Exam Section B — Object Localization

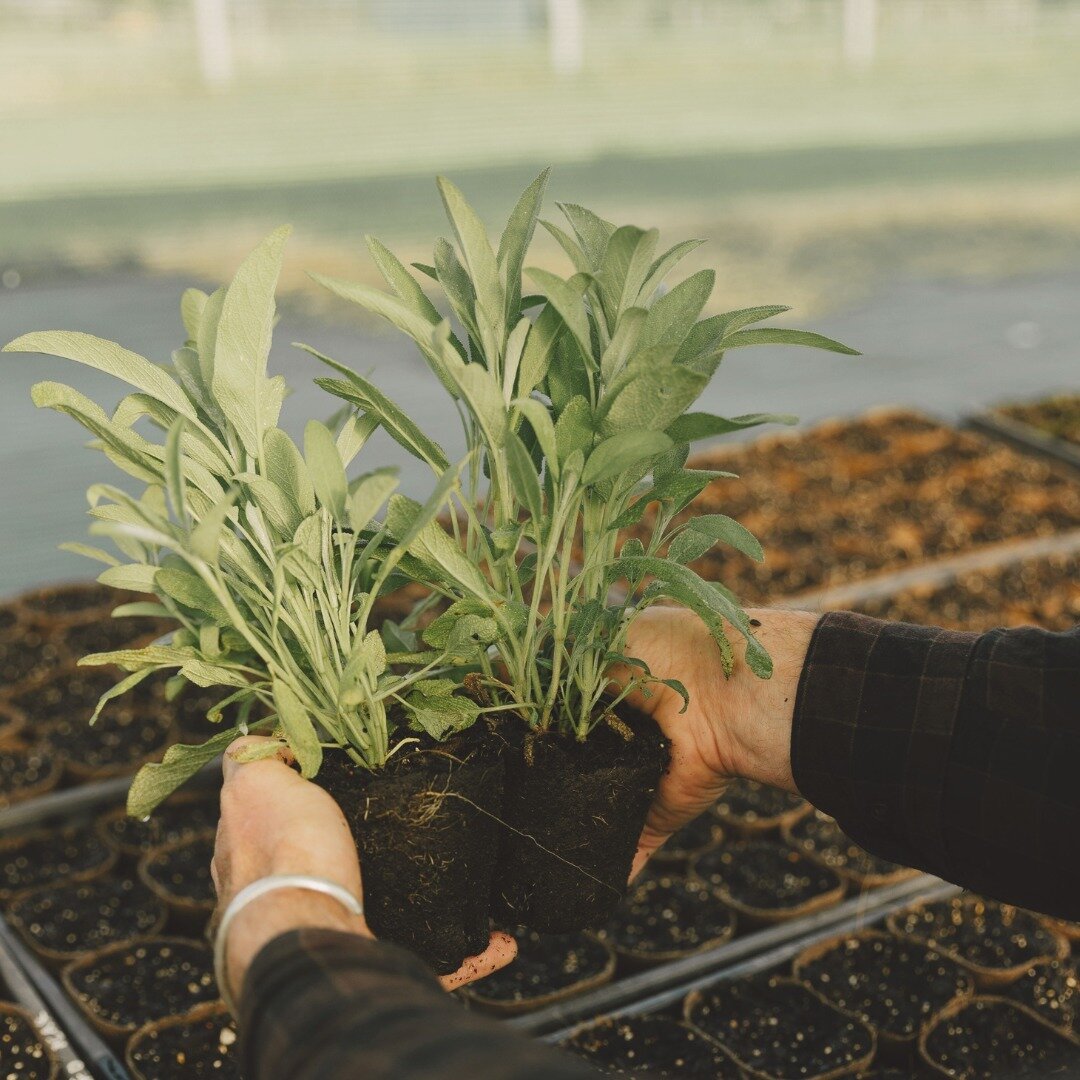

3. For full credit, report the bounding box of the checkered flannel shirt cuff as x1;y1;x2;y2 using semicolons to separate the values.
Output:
790;610;979;876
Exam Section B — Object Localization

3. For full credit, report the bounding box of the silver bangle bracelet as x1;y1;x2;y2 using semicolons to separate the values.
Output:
213;874;364;1017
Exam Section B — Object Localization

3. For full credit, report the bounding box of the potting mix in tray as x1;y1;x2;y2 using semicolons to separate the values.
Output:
1;174;1077;1078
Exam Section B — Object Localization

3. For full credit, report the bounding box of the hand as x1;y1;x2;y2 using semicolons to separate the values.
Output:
211;736;518;1005
616;606;819;877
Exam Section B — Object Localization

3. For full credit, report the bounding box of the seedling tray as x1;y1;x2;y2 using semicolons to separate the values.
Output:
512;873;950;1038
968;409;1080;473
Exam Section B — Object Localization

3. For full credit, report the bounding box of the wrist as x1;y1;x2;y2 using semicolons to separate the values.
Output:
725;608;820;793
225;886;369;1005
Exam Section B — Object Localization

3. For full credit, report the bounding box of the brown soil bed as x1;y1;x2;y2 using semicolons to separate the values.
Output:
686;973;875;1079
794;931;972;1043
563;1014;742;1077
693;840;844;923
0;742;61;808
921;997;1079;1079
97;790;220;859
783;809;916;887
0;622;67;691
652;812;723;866
493;707;670;935
127;1003;241;1080
612;410;1080;603
8;876;166;963
60;614;166;658
462;926;614;1013
316;732;504;976
64;937;217;1035
599;874;735;964
19;582;115;621
855;551;1080;632
997;393;1080;447
0;824;116;899
139;833;217;912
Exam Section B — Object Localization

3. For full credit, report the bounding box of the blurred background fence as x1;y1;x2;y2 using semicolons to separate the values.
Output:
4;0;1080;312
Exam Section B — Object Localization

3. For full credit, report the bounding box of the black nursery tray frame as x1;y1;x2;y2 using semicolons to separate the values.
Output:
538;876;962;1045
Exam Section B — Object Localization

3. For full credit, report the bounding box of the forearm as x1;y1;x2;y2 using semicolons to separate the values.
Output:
240;930;593;1080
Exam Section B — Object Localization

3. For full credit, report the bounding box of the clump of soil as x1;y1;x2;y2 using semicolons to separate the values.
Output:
0;1003;56;1080
856;552;1080;634
652;812;722;866
97;790;220;858
890;897;1066;980
599;875;735;963
998;393;1080;446
127;1005;241;1080
0;824;116;899
784;810;915;886
693;840;843;922
0;743;61;808
563;1014;741;1077
139;832;217;910
30;670;175;779
463;926;613;1012
493;708;670;934
0;623;67;690
316;733;504;975
686;973;875;1078
921;997;1079;1079
65;937;217;1034
1002;960;1078;1035
796;931;972;1041
713;779;808;835
9;876;166;962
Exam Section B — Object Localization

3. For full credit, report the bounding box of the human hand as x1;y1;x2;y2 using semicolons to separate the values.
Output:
211;736;518;1005
616;606;819;877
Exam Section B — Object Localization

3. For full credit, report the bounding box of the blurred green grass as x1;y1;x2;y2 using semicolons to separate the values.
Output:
3;6;1080;311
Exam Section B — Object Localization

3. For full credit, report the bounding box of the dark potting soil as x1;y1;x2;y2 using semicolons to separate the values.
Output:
159;681;252;742
693;840;842;916
0;1005;53;1080
687;974;874;1078
61;614;165;658
600;875;734;960
128;1010;242;1079
892;897;1063;974
786;810;911;883
797;933;972;1040
9;877;165;959
922;998;1080;1079
494;708;670;934
0;605;17;632
0;624;66;690
66;938;216;1030
0;824;114;898
998;393;1080;447
713;779;807;831
316;734;504;976
29;671;174;776
1002;960;1078;1034
465;926;612;1007
98;792;220;857
563;1015;740;1077
140;833;217;907
653;812;721;864
20;583;114;618
0;743;59;808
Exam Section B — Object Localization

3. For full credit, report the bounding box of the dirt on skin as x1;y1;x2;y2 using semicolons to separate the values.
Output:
492;706;670;934
316;731;505;976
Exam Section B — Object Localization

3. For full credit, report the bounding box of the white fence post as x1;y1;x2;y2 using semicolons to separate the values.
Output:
194;0;235;90
842;0;878;69
547;0;584;75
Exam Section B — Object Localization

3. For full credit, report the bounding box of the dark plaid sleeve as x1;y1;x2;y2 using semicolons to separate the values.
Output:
792;612;1080;921
240;929;593;1080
